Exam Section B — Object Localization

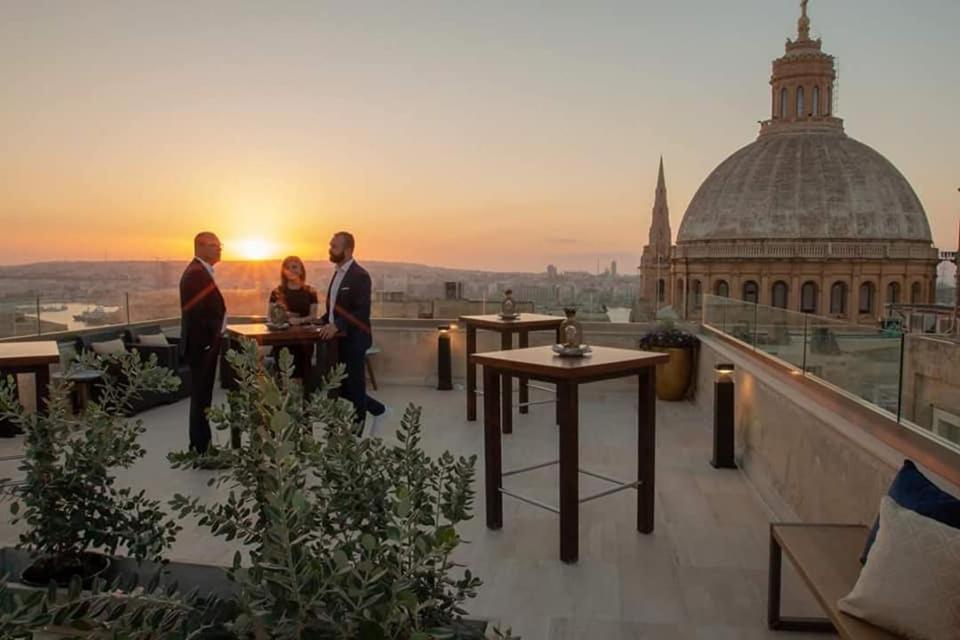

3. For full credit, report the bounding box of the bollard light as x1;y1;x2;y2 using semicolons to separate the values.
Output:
437;325;453;391
711;363;737;469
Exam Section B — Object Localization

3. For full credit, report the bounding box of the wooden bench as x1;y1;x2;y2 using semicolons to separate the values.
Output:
768;523;901;639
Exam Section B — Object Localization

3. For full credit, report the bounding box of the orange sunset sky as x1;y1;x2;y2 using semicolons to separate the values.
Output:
1;1;958;272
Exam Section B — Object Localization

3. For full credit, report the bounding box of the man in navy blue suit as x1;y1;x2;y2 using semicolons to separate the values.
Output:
318;231;386;434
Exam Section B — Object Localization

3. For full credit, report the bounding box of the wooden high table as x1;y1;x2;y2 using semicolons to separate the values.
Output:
471;345;668;563
0;341;59;462
459;314;564;433
0;341;59;412
224;324;341;447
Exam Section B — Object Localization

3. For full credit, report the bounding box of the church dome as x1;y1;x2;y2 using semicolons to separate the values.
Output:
676;130;932;244
676;1;932;247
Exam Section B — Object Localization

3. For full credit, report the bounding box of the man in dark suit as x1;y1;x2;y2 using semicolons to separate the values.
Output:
318;231;385;433
179;232;226;456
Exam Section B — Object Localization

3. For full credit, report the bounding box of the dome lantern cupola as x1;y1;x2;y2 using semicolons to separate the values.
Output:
762;0;843;137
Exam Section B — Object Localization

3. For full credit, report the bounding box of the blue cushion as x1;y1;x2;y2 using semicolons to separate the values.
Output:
861;459;960;563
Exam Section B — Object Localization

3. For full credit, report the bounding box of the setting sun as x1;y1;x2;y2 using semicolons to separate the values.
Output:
232;237;277;261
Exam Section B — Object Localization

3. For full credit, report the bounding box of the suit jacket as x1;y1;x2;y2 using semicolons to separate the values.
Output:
179;258;226;364
323;261;372;352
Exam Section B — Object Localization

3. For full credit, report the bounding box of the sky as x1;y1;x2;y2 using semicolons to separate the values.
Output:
1;0;958;272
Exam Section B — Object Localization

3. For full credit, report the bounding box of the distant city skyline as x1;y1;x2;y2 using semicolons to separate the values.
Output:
1;1;958;270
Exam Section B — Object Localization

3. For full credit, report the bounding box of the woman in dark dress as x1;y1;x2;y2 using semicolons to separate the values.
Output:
268;256;319;380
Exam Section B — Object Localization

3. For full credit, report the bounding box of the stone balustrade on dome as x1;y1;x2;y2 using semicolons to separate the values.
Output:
673;241;938;261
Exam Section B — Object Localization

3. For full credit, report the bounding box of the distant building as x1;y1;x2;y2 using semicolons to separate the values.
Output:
610;260;618;277
546;264;558;279
444;281;463;300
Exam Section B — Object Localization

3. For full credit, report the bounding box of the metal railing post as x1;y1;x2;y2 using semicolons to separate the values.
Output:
125;292;131;325
801;314;808;374
753;301;759;349
35;296;41;335
896;332;905;423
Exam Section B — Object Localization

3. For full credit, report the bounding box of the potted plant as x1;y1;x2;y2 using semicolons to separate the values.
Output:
0;349;182;588
638;323;700;401
166;343;516;639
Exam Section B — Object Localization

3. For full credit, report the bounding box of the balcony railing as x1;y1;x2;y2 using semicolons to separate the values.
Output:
0;287;652;340
702;294;960;453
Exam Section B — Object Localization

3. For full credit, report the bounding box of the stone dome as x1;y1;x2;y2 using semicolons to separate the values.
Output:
676;130;933;244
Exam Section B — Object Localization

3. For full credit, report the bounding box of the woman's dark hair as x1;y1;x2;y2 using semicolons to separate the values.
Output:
280;255;307;288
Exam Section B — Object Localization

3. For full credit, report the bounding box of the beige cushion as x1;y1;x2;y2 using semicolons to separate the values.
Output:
137;333;169;346
838;496;960;639
90;339;127;356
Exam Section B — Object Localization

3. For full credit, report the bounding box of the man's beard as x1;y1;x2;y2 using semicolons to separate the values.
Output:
329;250;344;264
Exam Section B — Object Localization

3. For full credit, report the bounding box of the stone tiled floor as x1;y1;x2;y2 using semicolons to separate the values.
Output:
0;383;831;639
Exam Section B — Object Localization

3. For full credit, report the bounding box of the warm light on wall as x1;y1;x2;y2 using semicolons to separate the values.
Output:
714;363;735;382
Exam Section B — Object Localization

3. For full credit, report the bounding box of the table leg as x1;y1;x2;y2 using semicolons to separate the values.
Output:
34;365;51;415
518;330;529;414
302;342;316;397
500;331;513;434
466;326;477;422
483;366;503;530
558;381;579;562
637;368;656;534
555;327;562;426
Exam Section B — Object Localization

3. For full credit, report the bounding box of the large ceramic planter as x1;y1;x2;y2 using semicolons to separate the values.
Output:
650;347;693;401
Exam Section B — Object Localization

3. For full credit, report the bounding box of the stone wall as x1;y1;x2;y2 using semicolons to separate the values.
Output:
697;334;960;524
901;335;960;436
368;318;656;389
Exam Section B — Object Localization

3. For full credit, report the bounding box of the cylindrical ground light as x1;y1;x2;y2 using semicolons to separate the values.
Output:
437;325;453;391
711;363;737;469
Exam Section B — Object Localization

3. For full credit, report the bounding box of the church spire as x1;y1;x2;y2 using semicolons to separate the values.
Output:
640;156;672;305
648;156;671;255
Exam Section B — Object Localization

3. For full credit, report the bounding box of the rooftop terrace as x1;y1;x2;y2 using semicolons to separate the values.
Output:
1;313;959;639
1;382;825;640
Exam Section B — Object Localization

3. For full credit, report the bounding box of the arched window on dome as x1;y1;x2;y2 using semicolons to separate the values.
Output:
830;281;848;316
911;281;923;304
796;86;805;119
887;282;901;306
742;280;759;304
859;282;876;315
780;88;788;119
801;281;818;313
812;86;820;116
715;280;729;298
772;281;789;309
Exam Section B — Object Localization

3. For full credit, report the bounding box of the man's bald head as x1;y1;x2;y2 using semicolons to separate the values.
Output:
194;232;222;265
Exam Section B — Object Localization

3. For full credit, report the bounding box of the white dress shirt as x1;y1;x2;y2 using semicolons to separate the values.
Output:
328;258;354;324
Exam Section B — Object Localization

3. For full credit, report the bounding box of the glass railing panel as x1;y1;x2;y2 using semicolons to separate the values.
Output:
899;335;960;452
754;303;807;370
38;294;129;334
0;296;44;338
126;290;180;324
802;314;901;414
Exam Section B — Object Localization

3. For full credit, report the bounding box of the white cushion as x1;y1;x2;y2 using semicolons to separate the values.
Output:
90;339;127;356
137;333;169;346
838;496;960;639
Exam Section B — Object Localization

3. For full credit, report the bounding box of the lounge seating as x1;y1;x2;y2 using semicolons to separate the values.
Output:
70;327;189;414
767;523;900;639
